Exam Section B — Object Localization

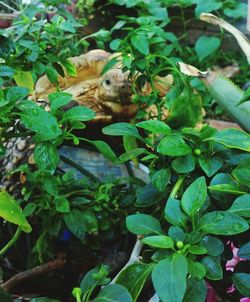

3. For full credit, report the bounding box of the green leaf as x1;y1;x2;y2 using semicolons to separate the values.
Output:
142;235;174;249
119;148;146;162
59;21;76;33
195;36;221;61
201;236;224;257
14;70;34;93
116;263;154;301
171;154;195;174
91;140;117;162
80;265;109;293
198;156;222;177
238;243;250;260
193;0;222;17
6;87;29;103
157;135;192;156
136;184;165;207
181;177;207;217
189;245;207;255
233;273;250;297
136;120;171;135
34;143;59;173
165;197;188;228
205;129;250;151
123;135;139;166
201;256;222;280
110;39;122;51
208;184;246;195
224;3;248;19
187;260;207;280
183;278;207;302
151;169;171;192
49;92;73;113
63;106;95;122
93;284;132;302
102;123;142;140
62;60;77;77
131;33;149;55
126;214;163;235
232;158;250;187
0;191;31;233
19;101;62;141
168;226;185;242
228;194;250;217
198;211;249;235
101;57;119;75
0;66;14;77
55;197;70;213
63;209;86;243
152;254;188;302
45;66;58;83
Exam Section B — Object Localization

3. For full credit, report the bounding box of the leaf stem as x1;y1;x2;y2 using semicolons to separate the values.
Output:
170;175;185;199
0;226;22;257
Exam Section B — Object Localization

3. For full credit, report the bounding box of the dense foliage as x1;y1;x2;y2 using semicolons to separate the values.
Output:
0;0;249;301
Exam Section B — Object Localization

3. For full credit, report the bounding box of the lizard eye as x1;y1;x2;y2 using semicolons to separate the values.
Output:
103;79;112;89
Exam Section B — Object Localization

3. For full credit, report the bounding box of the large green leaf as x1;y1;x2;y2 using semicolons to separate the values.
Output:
165;197;188;228
157;135;192;156
116;263;155;301
93;284;132;302
228;194;250;217
131;33;149;55
126;214;163;235
19;100;61;141
233;273;250;297
136;120;171;135
181;177;207;217
195;36;221;61
102;123;142;140
198;156;222;177
152;254;188;302
0;191;31;233
198;211;249;235
205;129;250;151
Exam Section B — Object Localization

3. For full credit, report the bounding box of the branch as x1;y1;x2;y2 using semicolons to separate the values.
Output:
1;254;66;292
111;238;143;284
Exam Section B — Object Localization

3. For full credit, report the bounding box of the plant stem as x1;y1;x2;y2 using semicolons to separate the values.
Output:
170;175;185;199
0;226;22;257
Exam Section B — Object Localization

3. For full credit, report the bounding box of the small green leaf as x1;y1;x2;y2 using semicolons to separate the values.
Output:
195;36;221;61
62;60;77;77
63;106;95;122
189;245;207;255
0;191;31;233
91;140;117;162
136;120;171;135
233;273;250;297
232;158;250;187
157;135;192;156
49;92;73;112
201;236;224;257
172;154;195;174
198;211;249;235
14;70;34;93
198;156;222;177
126;214;163;235
119;148;146;162
165;197;188;228
228;194;250;217
151;169;171;192
55;197;70;213
152;254;188;302
142;235;174;249
0;66;14;77
63;209;86;243
187;260;207;280
34;143;59;173
45;66;58;83
93;284;132;302
201;256;222;280
181;177;207;217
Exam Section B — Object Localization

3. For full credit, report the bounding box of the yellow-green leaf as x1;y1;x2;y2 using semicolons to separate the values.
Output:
14;70;34;93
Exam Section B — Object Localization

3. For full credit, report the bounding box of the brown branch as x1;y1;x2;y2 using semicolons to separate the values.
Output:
1;254;66;292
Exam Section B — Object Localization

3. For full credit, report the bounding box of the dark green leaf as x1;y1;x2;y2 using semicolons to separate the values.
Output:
45;66;58;83
34;143;59;172
116;263;155;301
152;254;188;302
63;209;86;243
157;135;192;156
201;256;222;280
0;66;14;77
102;123;142;140
151;169;170;192
198;156;222;177
131;34;149;55
187;260;207;280
198;211;249;235
126;214;163;235
136;120;171;135
183;278;207;302
181;177;207;217
238;243;250;260
228;194;250;217
201;236;224;257
171;154;195;174
165;197;188;228
232;158;250;187
233;273;250;297
55;197;70;213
